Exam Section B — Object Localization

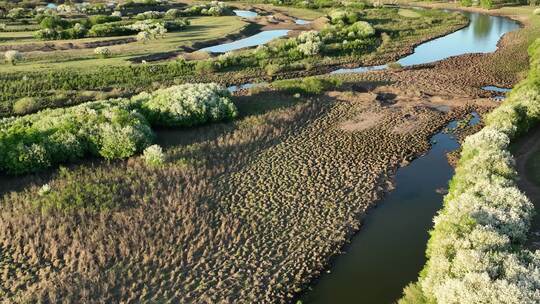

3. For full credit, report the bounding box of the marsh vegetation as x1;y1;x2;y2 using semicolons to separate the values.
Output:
1;0;540;303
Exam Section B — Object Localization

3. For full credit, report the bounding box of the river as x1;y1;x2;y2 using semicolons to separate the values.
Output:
300;11;519;304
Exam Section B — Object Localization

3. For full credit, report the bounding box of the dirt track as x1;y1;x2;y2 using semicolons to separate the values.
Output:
513;126;540;249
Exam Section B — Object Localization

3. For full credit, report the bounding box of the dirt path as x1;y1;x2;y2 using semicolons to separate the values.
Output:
513;125;540;249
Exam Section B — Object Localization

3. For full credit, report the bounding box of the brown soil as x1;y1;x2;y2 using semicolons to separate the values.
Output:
513;126;540;249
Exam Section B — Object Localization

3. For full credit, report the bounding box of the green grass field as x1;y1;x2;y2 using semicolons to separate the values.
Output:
0;16;246;72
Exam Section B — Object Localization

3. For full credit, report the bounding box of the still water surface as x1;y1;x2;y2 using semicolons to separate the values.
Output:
333;12;520;74
200;30;289;53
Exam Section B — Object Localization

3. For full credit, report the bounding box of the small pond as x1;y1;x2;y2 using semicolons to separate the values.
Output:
482;85;511;93
234;10;258;19
295;19;311;25
200;30;289;53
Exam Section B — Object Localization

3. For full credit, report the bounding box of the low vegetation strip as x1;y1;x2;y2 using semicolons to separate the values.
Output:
0;83;237;174
400;39;540;304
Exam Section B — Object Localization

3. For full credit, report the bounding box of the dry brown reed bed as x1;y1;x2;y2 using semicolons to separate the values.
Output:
0;84;481;303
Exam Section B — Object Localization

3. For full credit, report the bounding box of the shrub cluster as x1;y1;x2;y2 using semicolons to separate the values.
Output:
272;77;342;95
0;83;237;174
206;14;375;70
132;83;238;126
400;39;540;304
135;10;164;20
0;99;153;174
32;11;188;40
87;21;136;37
94;46;112;58
321;11;376;54
184;1;233;16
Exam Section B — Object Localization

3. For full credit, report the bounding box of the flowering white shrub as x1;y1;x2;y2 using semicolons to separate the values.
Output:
0;23;6;31
94;46;111;58
7;8;26;19
38;184;51;196
4;50;22;65
143;145;165;166
135;11;164;20
400;38;540;304
297;30;323;56
112;11;122;17
128;20;167;39
137;31;150;43
186;1;231;16
132;83;238;126
348;21;375;38
56;4;80;14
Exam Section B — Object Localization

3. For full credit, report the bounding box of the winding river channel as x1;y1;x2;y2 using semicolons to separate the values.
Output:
298;11;519;304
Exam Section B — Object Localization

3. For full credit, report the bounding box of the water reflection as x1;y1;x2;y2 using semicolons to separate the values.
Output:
397;12;519;66
234;10;258;19
200;30;289;53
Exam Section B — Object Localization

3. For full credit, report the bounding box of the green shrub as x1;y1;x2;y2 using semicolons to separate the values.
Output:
165;8;183;19
195;60;217;75
39;15;71;30
12;97;40;115
387;62;402;69
480;0;493;9
88;22;136;37
36;167;129;211
265;63;282;76
328;10;359;24
460;0;473;7
0;99;154;174
88;15;122;25
273;77;342;95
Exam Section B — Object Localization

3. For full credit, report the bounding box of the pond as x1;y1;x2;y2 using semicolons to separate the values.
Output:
482;85;512;93
295;19;311;25
200;30;289;53
483;85;512;101
234;10;258;19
